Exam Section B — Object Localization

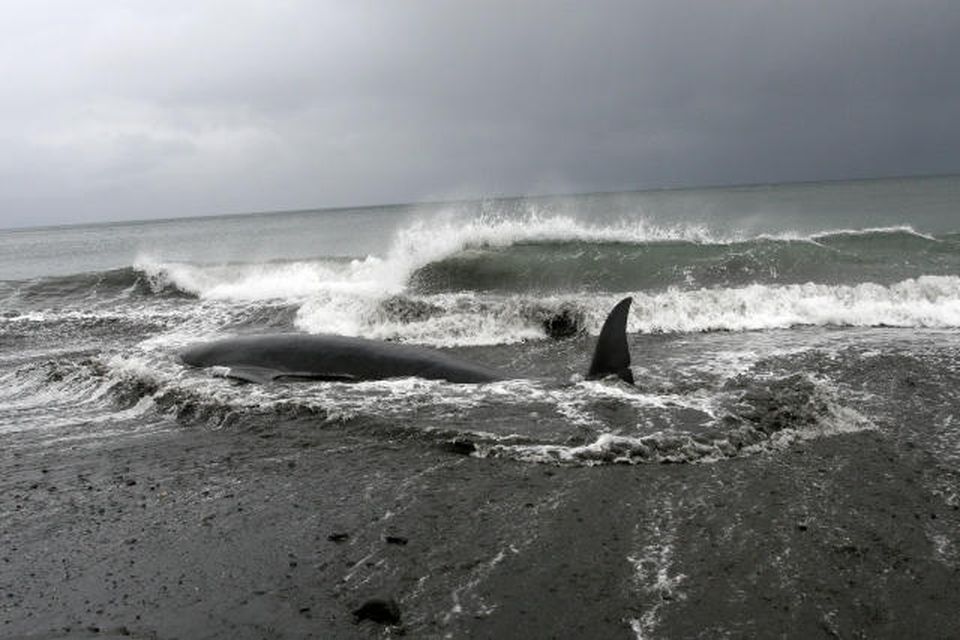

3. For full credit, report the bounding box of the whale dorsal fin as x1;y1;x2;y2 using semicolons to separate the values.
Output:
587;297;634;384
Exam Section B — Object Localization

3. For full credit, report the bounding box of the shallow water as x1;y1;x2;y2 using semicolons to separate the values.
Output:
1;175;959;468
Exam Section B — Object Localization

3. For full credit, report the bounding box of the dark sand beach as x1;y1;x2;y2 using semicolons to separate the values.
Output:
4;409;959;639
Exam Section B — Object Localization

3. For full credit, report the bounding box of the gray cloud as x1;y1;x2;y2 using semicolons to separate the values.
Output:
1;0;958;227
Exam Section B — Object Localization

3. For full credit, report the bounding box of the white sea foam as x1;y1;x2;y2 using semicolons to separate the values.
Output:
491;380;875;466
627;497;685;640
629;276;960;334
299;276;960;346
0;355;163;438
135;256;398;301
810;225;940;241
294;292;546;344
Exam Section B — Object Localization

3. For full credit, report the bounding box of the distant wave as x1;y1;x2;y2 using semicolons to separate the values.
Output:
131;219;958;302
809;225;941;241
0;266;185;305
409;224;958;294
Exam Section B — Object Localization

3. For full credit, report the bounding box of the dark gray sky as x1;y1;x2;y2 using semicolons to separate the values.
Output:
2;0;958;228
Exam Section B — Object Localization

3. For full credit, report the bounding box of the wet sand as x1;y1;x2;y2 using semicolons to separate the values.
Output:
3;419;960;639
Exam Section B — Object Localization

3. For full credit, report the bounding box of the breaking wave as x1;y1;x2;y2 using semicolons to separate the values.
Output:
133;219;958;300
5;216;958;346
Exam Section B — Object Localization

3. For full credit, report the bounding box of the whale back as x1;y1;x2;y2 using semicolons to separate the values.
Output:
180;333;504;384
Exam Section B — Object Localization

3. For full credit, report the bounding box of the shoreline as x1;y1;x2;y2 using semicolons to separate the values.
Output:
3;419;959;638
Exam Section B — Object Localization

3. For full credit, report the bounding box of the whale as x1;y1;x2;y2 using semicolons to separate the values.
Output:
180;297;634;385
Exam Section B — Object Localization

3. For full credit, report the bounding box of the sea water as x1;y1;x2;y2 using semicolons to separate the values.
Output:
2;175;959;465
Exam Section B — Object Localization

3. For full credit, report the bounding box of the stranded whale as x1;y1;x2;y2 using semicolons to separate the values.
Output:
180;297;634;385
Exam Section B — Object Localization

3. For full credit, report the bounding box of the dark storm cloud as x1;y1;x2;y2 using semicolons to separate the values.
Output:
1;0;958;227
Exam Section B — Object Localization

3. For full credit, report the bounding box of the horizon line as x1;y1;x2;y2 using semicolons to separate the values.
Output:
2;170;957;234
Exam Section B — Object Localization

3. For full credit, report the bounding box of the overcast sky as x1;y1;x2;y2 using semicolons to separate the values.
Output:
1;0;958;228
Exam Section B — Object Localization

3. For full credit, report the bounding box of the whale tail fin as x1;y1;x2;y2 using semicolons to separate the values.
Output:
587;297;634;384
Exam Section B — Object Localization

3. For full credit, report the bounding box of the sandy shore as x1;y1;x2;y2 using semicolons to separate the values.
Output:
3;418;959;639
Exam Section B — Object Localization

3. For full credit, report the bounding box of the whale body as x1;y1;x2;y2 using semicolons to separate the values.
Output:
180;297;634;385
180;333;505;384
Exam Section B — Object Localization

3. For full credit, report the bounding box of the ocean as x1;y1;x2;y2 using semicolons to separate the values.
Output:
3;175;960;637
